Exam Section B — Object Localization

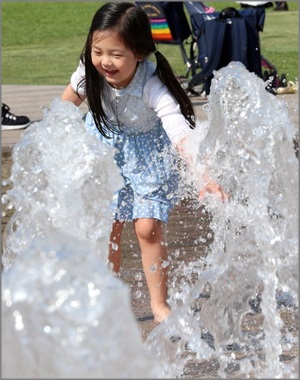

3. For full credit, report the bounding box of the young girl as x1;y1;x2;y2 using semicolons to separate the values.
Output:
62;2;226;323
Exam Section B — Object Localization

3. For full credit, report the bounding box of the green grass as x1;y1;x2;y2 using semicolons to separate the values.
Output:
2;2;103;85
2;1;298;85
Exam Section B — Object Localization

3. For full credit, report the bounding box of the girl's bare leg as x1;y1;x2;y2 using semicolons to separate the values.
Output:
134;218;170;323
108;220;124;273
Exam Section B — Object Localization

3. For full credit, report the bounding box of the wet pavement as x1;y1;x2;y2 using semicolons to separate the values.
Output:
1;86;298;377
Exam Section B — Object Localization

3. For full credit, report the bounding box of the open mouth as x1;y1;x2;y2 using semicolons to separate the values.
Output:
105;70;118;77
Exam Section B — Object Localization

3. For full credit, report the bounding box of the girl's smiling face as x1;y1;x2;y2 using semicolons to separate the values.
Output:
91;30;142;89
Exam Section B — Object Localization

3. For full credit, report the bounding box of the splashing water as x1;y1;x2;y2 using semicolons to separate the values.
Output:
145;62;298;378
2;99;158;378
2;63;298;378
2;100;125;268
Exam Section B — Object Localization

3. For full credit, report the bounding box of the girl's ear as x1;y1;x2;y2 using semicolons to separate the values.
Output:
137;55;144;62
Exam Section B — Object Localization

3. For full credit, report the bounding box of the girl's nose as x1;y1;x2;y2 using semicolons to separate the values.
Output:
101;55;112;67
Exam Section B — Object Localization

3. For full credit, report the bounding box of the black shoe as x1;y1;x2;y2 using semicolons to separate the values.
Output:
265;82;277;96
2;103;31;130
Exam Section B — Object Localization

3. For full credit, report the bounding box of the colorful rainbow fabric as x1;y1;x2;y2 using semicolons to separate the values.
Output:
150;18;173;41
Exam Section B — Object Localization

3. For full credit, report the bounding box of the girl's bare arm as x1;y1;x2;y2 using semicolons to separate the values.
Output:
61;84;86;107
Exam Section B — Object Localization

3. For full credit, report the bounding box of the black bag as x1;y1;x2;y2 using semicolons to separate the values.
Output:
188;7;265;94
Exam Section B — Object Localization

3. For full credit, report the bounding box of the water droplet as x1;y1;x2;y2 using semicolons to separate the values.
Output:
135;291;142;299
150;264;157;273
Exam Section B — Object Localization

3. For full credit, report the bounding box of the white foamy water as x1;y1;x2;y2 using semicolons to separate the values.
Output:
2;63;298;378
145;62;298;378
2;99;158;378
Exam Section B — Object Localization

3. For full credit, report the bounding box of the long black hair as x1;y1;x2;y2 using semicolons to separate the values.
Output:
78;2;195;137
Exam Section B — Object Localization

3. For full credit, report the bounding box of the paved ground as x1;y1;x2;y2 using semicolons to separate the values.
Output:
2;84;298;148
0;83;211;324
2;85;87;148
1;85;298;377
0;85;208;148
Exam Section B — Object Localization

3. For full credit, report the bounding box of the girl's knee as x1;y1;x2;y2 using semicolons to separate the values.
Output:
134;218;164;242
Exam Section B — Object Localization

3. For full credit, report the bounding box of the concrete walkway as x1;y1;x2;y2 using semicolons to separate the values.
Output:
1;85;299;369
1;85;298;149
2;85;207;147
2;85;89;148
1;85;207;148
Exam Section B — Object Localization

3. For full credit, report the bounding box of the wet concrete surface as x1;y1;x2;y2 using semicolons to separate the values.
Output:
2;147;298;377
1;87;298;377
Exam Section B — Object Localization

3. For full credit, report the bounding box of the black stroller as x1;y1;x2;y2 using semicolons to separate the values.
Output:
136;1;284;96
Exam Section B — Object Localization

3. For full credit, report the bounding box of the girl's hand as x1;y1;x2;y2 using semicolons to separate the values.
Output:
199;180;229;203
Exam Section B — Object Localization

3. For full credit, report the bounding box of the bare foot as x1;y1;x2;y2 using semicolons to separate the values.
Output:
152;304;171;323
